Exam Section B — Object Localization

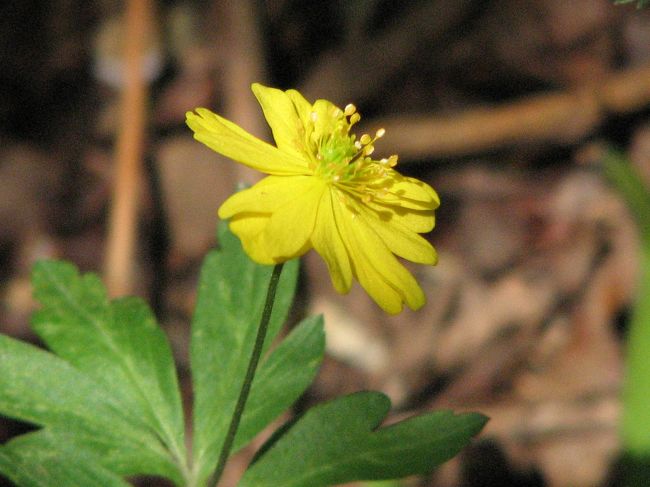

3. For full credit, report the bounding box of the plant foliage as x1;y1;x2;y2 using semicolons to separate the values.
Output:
0;223;486;486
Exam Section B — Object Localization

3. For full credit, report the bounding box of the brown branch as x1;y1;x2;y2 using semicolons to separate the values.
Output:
367;64;650;160
104;0;153;297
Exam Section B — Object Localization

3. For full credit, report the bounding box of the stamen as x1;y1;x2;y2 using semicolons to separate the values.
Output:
311;101;394;190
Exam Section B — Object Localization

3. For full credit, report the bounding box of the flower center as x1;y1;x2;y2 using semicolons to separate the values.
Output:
309;104;397;203
308;103;398;204
319;136;355;165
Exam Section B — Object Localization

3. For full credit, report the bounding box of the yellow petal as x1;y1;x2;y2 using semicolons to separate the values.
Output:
381;173;440;210
186;108;309;175
352;197;438;265
218;175;313;219
220;176;322;263
368;202;436;233
262;178;326;260
310;189;353;294
285;89;313;129
333;197;425;314
251;83;308;158
228;213;275;264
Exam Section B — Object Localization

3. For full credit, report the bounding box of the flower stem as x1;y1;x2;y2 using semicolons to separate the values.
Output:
210;263;284;486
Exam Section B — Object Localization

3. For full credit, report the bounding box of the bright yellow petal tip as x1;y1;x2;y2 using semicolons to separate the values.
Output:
186;84;440;314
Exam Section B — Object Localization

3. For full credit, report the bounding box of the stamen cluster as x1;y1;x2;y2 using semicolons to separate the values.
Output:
308;103;399;205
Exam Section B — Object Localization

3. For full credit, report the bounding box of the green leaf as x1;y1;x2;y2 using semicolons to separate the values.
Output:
614;0;650;7
30;261;186;468
233;315;325;452
0;261;188;484
602;150;650;241
190;222;299;484
240;392;488;487
0;333;136;438
0;430;130;487
603;151;650;458
0;334;181;483
622;248;650;457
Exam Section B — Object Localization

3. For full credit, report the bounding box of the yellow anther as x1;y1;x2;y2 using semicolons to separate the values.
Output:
344;104;356;116
363;145;375;156
376;128;385;138
349;113;360;125
360;134;372;145
387;155;398;167
354;141;362;150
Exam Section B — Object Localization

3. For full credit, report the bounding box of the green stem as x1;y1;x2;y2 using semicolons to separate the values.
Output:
210;263;284;487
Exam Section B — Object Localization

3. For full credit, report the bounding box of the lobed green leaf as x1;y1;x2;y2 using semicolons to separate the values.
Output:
0;334;181;483
0;430;130;487
240;392;488;487
30;261;186;467
0;261;189;485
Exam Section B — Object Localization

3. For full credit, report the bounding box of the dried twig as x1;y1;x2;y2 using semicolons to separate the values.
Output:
369;64;650;159
104;0;153;296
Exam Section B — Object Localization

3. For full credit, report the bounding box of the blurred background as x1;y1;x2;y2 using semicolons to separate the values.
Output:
2;0;650;486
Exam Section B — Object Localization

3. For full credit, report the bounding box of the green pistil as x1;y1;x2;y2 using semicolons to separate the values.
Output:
319;135;355;165
309;104;394;189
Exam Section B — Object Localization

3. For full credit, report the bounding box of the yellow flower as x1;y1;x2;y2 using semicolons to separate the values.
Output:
186;84;439;314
